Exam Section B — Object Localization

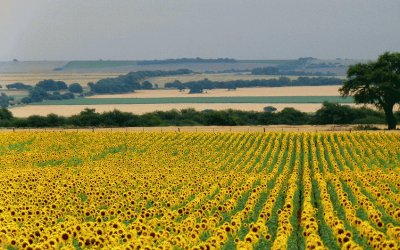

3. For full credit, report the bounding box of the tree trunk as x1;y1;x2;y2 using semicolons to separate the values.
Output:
383;105;397;130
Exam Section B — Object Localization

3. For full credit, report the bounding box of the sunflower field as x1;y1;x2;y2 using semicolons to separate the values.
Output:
0;131;399;249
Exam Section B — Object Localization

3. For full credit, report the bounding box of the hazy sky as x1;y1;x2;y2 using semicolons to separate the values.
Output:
1;0;399;61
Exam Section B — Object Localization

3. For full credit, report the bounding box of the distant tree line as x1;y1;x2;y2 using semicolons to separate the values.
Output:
20;79;79;104
0;93;10;108
137;58;237;65
1;80;82;106
88;69;192;94
165;77;343;92
3;70;193;106
6;82;33;90
3;68;342;107
1;102;395;128
267;57;346;72
251;67;336;76
204;69;249;74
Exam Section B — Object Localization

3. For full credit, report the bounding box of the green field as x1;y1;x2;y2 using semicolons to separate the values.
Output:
59;60;138;70
31;96;353;105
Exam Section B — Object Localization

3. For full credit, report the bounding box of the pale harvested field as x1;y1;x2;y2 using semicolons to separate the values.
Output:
0;72;122;86
0;89;27;96
88;86;341;98
10;103;367;117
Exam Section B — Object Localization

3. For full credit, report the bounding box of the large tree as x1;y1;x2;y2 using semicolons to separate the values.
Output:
340;52;400;130
68;83;83;93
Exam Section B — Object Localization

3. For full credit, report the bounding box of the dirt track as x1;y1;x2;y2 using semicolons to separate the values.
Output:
1;124;393;133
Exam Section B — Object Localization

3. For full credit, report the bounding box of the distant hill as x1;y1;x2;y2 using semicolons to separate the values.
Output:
0;61;66;73
0;58;363;74
137;58;237;65
54;60;138;71
52;59;291;73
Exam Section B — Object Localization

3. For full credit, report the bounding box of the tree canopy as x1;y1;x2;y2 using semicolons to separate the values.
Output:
36;79;68;91
88;69;191;94
68;83;83;93
165;77;342;90
0;93;10;108
6;82;32;90
340;52;400;129
1;103;392;128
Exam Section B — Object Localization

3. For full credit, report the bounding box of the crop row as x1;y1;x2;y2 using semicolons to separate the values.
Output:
0;131;399;249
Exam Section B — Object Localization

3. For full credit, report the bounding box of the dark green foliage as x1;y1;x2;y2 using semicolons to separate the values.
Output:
69;83;84;93
199;231;211;242
315;101;385;124
0;93;9;108
89;69;192;94
6;82;33;90
25;114;66;127
97;109;137;127
252;67;280;75
89;77;137;94
276;107;310;125
0;108;13;120
21;96;32;104
340;52;400;129
46;92;75;101
263;106;277;113
79;193;88;203
0;108;13;127
69;108;101;127
165;76;342;90
188;87;203;94
166;80;185;90
141;81;153;90
22;87;75;104
36;79;68;91
28;87;49;102
221;234;236;250
0;102;390;128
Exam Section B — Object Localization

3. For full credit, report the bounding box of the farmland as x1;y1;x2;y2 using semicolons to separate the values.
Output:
0;72;123;86
148;74;347;88
40;60;301;74
0;131;399;249
9;86;353;117
8;95;353;117
0;72;345;89
148;74;299;88
87;86;342;98
29;96;353;106
1;69;348;118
